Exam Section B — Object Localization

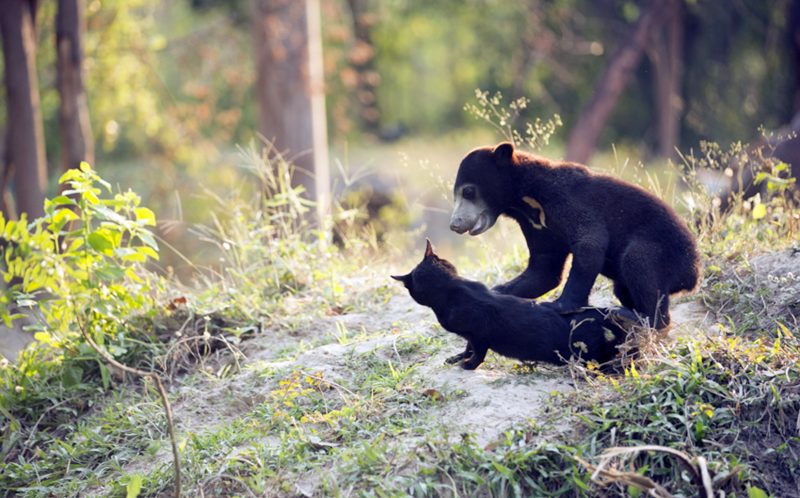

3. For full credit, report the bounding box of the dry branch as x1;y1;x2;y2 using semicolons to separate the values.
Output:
78;321;182;498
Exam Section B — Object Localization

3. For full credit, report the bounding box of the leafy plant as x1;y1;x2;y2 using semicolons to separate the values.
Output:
1;163;160;414
0;163;183;496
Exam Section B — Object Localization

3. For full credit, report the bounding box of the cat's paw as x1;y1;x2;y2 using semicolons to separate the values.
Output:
460;358;482;370
445;351;469;364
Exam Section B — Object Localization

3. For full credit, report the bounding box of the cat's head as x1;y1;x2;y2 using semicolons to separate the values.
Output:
391;239;458;305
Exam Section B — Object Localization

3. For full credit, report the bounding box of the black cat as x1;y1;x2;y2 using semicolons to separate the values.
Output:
392;240;637;370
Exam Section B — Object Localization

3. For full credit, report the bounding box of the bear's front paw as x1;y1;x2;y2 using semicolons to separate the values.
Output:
460;357;482;370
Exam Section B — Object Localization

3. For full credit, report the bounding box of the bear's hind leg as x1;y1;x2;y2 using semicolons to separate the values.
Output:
623;273;671;329
620;242;671;329
654;293;670;329
613;281;636;309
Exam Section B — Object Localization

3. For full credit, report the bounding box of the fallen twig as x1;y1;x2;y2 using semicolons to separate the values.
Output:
78;319;181;498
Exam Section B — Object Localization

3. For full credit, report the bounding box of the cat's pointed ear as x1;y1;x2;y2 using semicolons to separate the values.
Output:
424;238;435;258
492;141;514;160
391;273;411;284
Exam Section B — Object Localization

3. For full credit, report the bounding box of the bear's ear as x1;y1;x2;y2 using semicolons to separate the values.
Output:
424;238;435;258
492;141;515;160
391;273;411;285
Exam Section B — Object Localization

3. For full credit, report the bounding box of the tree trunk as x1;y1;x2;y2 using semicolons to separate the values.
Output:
0;129;15;219
57;0;94;172
649;0;683;158
565;0;680;164
345;0;380;135
253;0;330;222
0;0;47;219
790;0;800;114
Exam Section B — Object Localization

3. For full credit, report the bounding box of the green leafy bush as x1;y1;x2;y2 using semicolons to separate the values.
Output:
0;162;161;425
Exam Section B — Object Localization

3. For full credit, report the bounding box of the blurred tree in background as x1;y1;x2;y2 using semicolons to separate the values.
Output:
0;0;47;218
253;0;330;221
0;0;797;248
57;0;94;172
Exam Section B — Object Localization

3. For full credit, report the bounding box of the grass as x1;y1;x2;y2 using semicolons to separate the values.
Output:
1;390;167;496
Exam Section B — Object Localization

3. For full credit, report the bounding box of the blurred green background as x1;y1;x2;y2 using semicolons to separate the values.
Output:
2;0;798;278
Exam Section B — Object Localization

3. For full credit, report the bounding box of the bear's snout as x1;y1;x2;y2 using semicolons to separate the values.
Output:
449;218;469;234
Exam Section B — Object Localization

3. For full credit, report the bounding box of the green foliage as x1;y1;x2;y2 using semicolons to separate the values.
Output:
0;162;160;423
680;138;798;248
366;0;592;136
578;336;799;496
1;394;165;496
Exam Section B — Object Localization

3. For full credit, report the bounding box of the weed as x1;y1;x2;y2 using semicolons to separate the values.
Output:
464;89;562;151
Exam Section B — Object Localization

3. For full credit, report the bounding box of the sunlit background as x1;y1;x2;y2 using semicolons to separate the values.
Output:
2;0;798;279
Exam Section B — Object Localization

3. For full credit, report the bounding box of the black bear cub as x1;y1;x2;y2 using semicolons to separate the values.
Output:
449;142;701;329
392;240;635;370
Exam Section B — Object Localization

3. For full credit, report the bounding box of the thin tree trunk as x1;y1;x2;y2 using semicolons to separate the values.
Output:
565;0;679;164
0;129;14;218
650;0;683;158
345;0;380;134
790;0;800;113
253;0;330;222
0;0;47;219
57;0;94;172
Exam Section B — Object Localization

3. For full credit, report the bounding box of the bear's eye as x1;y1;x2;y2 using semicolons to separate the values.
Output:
462;186;476;200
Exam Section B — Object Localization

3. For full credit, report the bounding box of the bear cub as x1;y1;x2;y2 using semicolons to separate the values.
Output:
392;240;635;370
449;142;701;329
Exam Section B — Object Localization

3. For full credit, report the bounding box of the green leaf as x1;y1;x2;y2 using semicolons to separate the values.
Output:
99;362;111;390
117;248;147;263
134;207;156;226
62;365;84;388
136;230;159;250
67;237;85;252
752;203;767;220
84;190;100;205
108;344;128;357
57;169;83;185
94;205;129;225
490;461;512;478
88;231;114;253
627;485;642;498
126;474;143;498
52;208;79;227
34;331;53;345
4;220;16;238
136;246;159;261
95;265;126;282
51;195;77;206
747;486;769;498
125;267;144;283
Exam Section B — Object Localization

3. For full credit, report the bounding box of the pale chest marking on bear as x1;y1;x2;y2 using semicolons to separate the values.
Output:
522;196;546;229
